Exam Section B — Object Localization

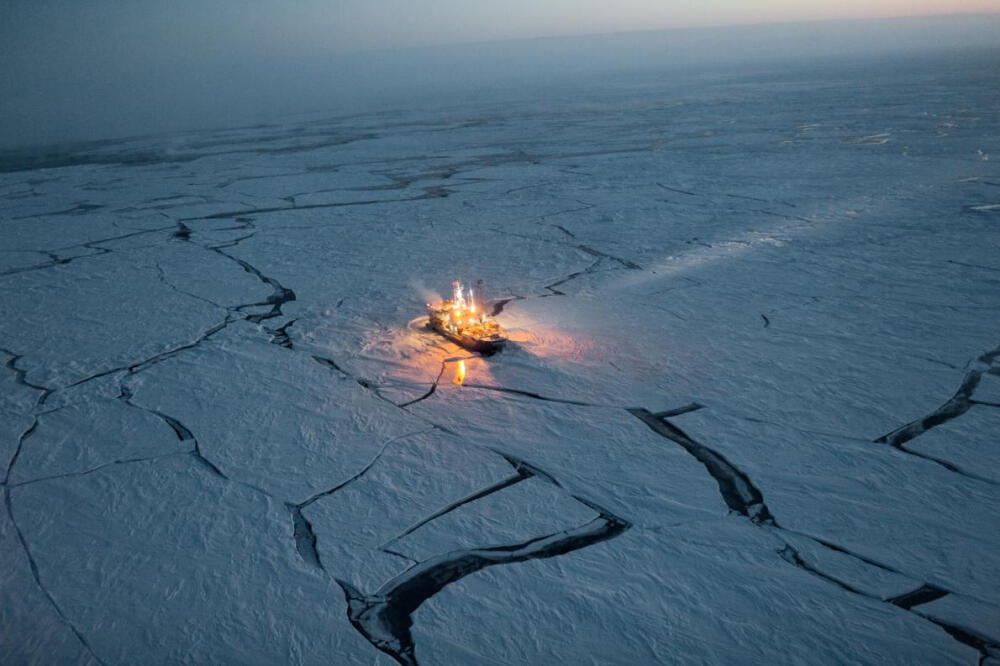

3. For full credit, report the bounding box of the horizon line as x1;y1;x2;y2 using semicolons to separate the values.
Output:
332;10;1000;58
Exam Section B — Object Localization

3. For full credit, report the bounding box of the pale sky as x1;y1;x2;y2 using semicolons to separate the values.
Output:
2;2;999;148
4;0;1000;59
285;0;1000;52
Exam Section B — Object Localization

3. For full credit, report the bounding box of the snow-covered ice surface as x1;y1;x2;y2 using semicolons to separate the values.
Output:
2;52;1000;664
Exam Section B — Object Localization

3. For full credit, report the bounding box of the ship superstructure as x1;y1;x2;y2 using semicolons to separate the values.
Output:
426;280;507;354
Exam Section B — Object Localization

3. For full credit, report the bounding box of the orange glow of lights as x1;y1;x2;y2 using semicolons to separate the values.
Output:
453;360;466;385
426;279;506;354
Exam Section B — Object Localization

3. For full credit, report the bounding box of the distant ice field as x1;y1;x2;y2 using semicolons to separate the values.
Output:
1;50;999;665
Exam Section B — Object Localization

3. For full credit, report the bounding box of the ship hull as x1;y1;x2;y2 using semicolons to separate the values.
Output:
426;315;506;355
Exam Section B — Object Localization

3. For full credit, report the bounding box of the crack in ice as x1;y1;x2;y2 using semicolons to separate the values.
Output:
875;343;1000;485
628;405;998;657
